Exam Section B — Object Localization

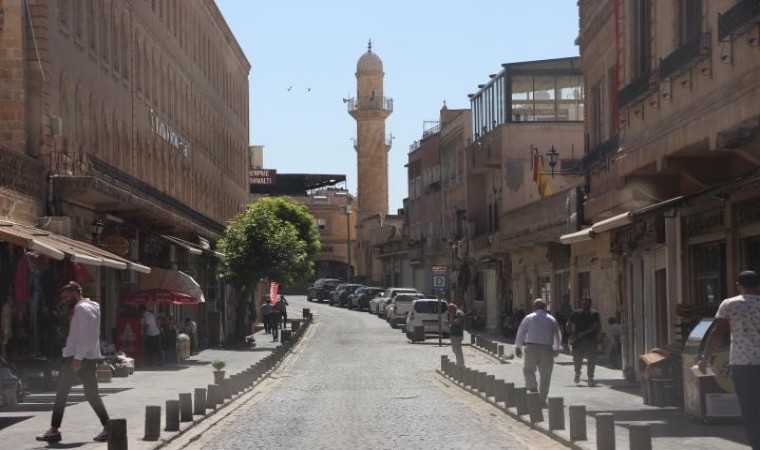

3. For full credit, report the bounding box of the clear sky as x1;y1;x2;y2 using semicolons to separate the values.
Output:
215;0;580;212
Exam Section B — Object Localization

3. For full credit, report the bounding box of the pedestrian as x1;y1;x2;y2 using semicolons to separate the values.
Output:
261;299;273;334
162;315;178;365
557;295;573;345
140;305;163;366
277;294;289;329
514;299;562;405
567;297;601;386
607;317;622;369
446;303;466;366
269;306;281;342
36;281;110;443
183;318;198;355
699;270;760;450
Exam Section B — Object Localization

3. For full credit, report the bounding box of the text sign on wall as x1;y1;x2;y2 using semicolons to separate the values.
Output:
249;168;277;185
150;109;189;156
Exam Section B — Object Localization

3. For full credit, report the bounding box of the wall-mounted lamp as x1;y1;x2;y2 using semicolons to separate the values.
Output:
546;145;559;177
91;218;104;244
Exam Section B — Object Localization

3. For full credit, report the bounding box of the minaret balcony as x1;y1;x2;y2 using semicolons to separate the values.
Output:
346;96;394;113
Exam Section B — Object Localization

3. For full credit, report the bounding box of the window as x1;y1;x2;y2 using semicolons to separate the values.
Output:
73;0;83;40
577;272;591;305
317;218;326;231
679;0;702;44
120;16;128;79
632;0;652;76
87;0;96;53
100;1;108;62
590;81;604;148
59;0;69;28
692;241;726;307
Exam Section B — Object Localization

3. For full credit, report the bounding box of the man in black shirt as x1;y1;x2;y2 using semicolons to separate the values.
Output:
567;297;600;386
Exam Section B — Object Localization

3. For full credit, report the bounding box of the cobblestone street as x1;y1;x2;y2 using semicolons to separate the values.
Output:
175;296;566;450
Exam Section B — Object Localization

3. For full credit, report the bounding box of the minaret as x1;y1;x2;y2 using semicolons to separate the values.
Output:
348;40;393;218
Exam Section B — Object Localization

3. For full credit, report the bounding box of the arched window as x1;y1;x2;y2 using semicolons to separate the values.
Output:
59;0;70;29
73;0;83;40
87;0;96;53
143;43;150;99
112;18;120;73
59;76;70;152
102;106;110;163
135;36;142;92
122;119;129;173
100;0;109;62
89;96;99;156
120;15;129;79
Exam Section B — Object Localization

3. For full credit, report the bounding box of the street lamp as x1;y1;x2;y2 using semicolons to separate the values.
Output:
546;145;559;177
90;218;104;244
342;204;352;281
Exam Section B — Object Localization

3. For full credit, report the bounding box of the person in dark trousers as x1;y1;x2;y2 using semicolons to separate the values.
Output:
269;306;281;342
607;317;623;370
140;305;163;366
261;299;273;334
36;282;110;443
277;294;289;329
567;297;600;386
445;303;466;366
700;271;760;450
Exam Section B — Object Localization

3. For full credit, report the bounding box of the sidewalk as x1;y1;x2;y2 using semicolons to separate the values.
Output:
0;328;290;450
461;330;749;450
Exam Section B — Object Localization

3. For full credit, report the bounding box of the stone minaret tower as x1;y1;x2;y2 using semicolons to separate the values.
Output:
348;40;393;218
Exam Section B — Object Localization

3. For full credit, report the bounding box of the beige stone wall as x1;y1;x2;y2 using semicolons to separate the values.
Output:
356;118;389;216
0;1;27;153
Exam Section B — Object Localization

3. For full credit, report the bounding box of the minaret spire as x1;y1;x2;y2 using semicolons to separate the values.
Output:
368;39;372;52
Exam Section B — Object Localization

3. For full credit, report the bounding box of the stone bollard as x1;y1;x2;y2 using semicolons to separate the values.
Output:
514;387;529;415
476;371;487;395
165;400;180;432
470;334;476;345
144;405;161;441
548;397;565;430
485;375;496;398
281;329;292;343
503;382;516;408
222;379;233;399
441;355;449;372
194;388;207;415
493;379;506;403
569;405;587;441
629;424;652;450
107;418;127;450
291;319;301;331
466;368;476;390
302;308;311;320
596;413;615;450
207;384;220;408
492;342;498;354
498;345;505;357
527;392;544;423
179;393;193;422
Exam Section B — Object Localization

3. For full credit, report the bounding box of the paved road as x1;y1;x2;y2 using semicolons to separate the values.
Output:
178;296;567;450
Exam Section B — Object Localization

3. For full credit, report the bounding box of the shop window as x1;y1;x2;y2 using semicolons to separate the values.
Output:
578;271;591;306
742;237;760;273
691;241;726;307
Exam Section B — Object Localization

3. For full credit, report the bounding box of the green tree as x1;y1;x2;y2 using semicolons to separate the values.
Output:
218;197;320;343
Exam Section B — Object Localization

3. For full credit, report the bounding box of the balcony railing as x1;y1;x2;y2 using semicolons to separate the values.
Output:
422;121;441;138
618;71;655;108
1;145;45;199
718;0;760;41
660;32;711;79
583;134;620;172
346;96;393;113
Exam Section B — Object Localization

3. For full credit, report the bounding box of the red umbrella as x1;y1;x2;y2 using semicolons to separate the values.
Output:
123;289;199;306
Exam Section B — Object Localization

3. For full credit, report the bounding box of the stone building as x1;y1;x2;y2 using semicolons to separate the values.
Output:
570;0;760;373
0;0;250;354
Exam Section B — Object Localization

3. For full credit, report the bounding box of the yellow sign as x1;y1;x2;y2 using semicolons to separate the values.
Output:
101;235;130;257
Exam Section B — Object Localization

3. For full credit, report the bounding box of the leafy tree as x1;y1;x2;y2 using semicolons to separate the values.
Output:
218;197;320;343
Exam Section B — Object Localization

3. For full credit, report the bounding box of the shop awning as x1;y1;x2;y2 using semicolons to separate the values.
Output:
559;228;594;244
139;267;205;302
160;234;224;258
591;212;634;234
0;220;151;273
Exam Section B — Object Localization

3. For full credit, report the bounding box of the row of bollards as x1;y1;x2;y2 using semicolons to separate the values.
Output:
439;355;652;450
470;335;506;360
116;312;313;448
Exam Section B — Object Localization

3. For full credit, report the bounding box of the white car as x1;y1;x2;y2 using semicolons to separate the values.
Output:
405;299;450;338
369;288;418;316
387;293;424;328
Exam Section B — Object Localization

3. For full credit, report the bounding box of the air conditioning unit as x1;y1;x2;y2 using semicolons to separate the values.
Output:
39;216;72;237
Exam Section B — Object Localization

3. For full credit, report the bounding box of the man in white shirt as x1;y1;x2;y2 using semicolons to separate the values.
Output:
514;299;562;405
36;281;110;443
699;270;760;449
140;305;163;366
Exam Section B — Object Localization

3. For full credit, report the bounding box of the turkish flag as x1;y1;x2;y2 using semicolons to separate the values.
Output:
270;282;280;305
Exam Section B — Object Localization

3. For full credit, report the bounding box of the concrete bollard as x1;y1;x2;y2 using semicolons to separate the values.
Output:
441;355;449;372
569;405;587;441
493;379;506;403
548;397;565;430
498;345;505;357
165;400;180;432
107;418;127;450
281;329;292;343
144;405;161;441
629;424;652;450
302;308;311;320
596;413;615;450
527;392;544;423
207;384;220;408
485;374;496;398
514;387;528;415
470;334;476;345
492;342;498;354
179;393;193;422
194;388;206;415
477;371;487;395
503;382;516;408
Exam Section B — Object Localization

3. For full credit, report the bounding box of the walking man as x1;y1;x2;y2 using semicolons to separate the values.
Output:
183;318;198;355
36;282;110;443
261;299;273;334
446;303;466;366
269;306;281;342
567;297;600;386
514;299;562;405
699;271;760;450
277;294;289;329
140;305;163;366
607;317;623;370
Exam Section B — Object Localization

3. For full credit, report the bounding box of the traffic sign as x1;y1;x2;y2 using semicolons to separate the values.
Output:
431;267;449;290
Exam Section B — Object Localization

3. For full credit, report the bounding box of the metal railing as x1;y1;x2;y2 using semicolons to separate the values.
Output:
660;32;711;79
718;0;760;41
49;151;92;176
618;71;655;108
346;96;393;113
0;145;45;198
583;134;620;171
422;121;441;138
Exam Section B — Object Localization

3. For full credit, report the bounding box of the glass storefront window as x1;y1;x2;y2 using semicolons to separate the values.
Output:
742;237;760;273
692;241;726;307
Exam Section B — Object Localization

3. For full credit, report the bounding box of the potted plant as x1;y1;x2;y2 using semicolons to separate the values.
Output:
212;359;226;384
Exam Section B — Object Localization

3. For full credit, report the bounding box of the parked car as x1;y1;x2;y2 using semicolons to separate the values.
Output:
329;283;350;305
369;288;419;316
386;293;425;328
405;299;450;338
306;278;342;302
338;284;364;307
350;287;384;310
